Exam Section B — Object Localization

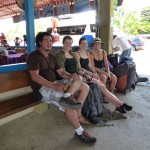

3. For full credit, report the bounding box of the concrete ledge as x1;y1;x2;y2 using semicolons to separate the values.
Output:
0;103;48;126
0;107;33;126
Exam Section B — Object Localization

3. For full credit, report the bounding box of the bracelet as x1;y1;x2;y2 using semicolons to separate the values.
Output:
82;73;86;78
92;73;95;77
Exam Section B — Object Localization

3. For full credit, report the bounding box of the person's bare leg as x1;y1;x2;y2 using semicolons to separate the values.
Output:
76;82;89;104
91;78;122;107
65;108;97;144
67;80;90;124
67;79;83;96
100;74;107;86
109;74;117;93
99;84;123;107
65;108;81;129
75;83;90;124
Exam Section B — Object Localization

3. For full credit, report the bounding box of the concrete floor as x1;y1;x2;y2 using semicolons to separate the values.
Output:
0;83;150;150
0;39;150;150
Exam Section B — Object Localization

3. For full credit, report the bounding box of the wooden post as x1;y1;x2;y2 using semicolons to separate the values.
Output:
96;0;114;54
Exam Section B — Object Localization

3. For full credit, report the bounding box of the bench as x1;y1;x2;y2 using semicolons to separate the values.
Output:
0;46;79;122
0;70;47;121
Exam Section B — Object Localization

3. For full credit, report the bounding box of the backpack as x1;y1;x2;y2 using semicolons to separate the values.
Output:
114;62;137;93
82;83;112;125
136;74;149;84
107;53;119;72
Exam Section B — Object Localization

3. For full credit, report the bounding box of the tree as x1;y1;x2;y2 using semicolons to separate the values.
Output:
114;7;150;35
141;6;150;33
141;6;150;22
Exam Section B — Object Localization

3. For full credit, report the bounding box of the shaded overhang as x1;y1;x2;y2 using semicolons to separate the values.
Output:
0;0;75;19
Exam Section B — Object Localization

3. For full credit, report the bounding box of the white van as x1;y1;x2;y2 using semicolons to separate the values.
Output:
47;11;96;46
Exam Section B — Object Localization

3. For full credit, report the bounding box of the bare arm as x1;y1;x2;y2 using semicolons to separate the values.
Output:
57;68;81;81
74;52;82;70
29;69;68;92
87;53;97;74
57;68;72;79
103;50;110;76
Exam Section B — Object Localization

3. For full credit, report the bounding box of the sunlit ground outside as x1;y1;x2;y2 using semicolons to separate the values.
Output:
131;39;150;84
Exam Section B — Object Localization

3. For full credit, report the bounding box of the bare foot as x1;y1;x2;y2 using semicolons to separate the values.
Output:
78;115;91;125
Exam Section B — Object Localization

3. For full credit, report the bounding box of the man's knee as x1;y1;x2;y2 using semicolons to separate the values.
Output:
71;79;82;88
79;82;89;93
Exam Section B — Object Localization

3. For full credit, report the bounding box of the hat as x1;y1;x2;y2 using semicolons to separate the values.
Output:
92;37;104;44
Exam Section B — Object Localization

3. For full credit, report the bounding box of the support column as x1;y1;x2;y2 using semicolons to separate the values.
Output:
24;0;36;53
96;0;114;54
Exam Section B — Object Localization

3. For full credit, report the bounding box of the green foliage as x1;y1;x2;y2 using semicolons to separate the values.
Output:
114;7;150;35
34;23;46;35
141;6;150;23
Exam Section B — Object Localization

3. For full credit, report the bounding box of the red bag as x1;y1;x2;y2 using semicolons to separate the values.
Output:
114;62;137;93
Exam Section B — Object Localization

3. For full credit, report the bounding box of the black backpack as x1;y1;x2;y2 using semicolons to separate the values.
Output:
107;53;119;72
82;83;112;125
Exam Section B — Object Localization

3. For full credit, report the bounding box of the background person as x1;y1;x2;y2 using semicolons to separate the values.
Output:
23;35;27;46
113;34;132;63
0;33;7;46
14;37;22;46
51;28;59;42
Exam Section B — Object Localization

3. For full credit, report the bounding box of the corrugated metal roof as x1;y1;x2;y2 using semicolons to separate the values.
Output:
0;0;73;19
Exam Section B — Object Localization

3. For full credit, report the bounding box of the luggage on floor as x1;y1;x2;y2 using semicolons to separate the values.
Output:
114;62;137;93
82;83;112;125
136;74;149;84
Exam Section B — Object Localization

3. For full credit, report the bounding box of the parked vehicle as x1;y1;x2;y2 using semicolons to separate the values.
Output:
141;34;150;39
47;11;96;46
128;35;144;51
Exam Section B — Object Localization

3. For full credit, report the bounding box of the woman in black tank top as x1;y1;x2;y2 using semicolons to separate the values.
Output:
75;38;100;79
89;37;117;93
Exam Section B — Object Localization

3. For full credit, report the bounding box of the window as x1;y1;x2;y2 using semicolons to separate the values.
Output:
90;24;96;33
47;25;86;35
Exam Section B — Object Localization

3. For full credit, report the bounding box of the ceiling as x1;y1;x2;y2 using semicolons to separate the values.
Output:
0;0;73;19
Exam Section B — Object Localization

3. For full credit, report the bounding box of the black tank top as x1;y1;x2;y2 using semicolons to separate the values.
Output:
65;58;77;74
78;52;90;71
80;57;90;71
94;59;104;68
92;51;104;69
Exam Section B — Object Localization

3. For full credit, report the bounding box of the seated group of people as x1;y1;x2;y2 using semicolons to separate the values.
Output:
26;32;133;144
